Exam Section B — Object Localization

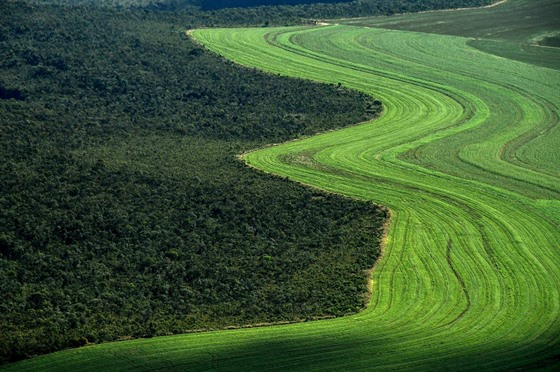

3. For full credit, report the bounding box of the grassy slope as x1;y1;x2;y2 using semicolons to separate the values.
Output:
337;0;560;69
4;0;559;370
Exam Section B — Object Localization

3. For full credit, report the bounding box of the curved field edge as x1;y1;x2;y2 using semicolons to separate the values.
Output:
4;23;560;372
193;25;560;368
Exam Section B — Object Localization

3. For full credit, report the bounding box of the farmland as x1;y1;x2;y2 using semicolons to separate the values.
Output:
4;0;560;370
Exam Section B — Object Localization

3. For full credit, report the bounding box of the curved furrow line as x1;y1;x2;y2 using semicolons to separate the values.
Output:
190;24;560;369
324;27;559;186
332;134;560;336
247;131;558;363
306;27;560;197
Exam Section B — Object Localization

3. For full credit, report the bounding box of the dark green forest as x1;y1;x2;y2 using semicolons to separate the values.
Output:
197;0;352;11
26;0;495;26
1;0;493;364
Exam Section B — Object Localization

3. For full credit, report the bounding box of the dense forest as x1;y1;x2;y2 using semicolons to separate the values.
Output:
1;0;494;364
196;0;353;11
26;0;495;26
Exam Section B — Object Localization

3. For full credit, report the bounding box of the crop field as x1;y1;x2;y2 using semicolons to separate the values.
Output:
337;0;560;70
4;0;559;370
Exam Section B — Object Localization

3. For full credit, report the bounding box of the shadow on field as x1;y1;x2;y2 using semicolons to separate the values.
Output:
7;325;558;371
153;329;560;371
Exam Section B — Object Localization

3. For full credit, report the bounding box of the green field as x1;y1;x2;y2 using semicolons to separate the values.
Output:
4;0;559;370
337;0;560;69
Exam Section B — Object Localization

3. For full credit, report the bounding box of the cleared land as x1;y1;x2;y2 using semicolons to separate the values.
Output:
4;0;559;370
337;0;560;69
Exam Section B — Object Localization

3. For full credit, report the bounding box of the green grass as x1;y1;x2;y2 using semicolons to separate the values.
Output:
4;0;559;370
337;0;560;70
